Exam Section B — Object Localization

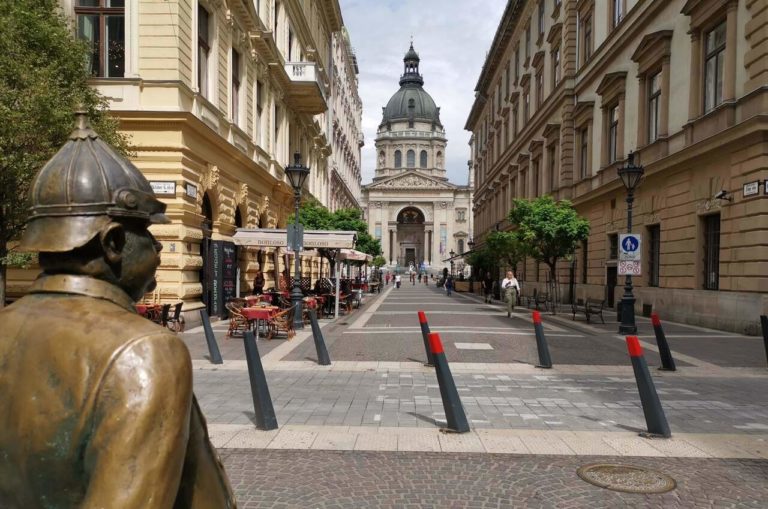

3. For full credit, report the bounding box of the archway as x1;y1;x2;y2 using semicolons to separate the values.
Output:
396;206;425;270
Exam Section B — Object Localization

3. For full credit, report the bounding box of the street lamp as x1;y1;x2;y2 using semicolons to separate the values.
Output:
285;152;310;329
449;249;455;277
467;238;475;292
617;151;644;335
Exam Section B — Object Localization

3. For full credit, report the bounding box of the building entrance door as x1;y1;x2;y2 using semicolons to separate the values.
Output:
405;248;416;267
606;266;617;308
396;206;425;267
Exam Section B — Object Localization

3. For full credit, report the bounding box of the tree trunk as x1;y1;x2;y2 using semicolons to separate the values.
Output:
548;260;558;315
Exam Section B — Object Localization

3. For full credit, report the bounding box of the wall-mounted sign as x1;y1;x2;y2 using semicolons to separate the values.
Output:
149;181;176;196
185;183;198;199
743;181;759;197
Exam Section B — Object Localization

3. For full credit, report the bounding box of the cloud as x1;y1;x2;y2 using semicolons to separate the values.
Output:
340;0;506;186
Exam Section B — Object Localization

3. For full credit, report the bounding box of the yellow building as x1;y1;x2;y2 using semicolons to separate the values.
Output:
466;0;767;334
7;0;363;320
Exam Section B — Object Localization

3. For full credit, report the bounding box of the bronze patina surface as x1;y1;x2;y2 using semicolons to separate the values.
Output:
0;115;236;508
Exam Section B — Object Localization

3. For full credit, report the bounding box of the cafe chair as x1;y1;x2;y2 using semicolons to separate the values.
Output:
225;302;250;338
152;304;171;327
166;302;184;332
267;305;296;340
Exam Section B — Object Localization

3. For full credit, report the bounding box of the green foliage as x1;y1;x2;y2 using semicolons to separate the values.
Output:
0;251;36;269
0;0;131;304
291;202;382;258
465;247;496;277
485;231;525;270
371;255;386;268
507;196;590;272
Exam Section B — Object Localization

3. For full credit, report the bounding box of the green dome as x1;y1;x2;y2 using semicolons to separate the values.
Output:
381;85;442;127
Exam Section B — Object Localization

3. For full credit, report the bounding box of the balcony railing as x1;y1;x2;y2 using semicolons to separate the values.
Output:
284;62;326;113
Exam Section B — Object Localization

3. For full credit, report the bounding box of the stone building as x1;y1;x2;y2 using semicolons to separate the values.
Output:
329;28;364;210
466;0;767;333
361;45;473;273
6;1;364;317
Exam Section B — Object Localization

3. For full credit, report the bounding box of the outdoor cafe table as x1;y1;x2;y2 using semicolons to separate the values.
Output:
135;304;159;318
240;306;279;339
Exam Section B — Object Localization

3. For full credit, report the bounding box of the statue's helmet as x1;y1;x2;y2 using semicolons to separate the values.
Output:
19;112;169;252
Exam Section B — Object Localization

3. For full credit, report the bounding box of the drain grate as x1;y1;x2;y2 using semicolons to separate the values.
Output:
577;463;676;494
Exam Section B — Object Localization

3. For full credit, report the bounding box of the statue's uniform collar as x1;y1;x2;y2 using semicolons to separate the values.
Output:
29;274;136;312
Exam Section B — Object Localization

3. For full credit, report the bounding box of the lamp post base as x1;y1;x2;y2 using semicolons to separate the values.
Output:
618;296;637;335
291;285;304;330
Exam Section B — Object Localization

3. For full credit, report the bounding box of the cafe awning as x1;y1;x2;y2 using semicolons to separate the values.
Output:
337;249;373;262
232;228;357;249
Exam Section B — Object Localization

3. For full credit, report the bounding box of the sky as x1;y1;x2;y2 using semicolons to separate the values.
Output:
339;0;507;186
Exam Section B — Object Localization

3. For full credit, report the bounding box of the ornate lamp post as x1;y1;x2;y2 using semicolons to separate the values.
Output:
285;152;310;329
617;152;644;335
449;249;455;277
467;238;475;292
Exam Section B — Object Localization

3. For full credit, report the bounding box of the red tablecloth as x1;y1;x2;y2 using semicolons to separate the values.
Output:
304;298;317;309
241;306;279;321
135;304;158;316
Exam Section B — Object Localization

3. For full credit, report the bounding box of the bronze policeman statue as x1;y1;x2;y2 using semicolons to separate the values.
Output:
0;113;237;508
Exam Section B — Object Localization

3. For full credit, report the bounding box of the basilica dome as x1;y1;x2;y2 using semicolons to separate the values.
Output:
380;44;442;127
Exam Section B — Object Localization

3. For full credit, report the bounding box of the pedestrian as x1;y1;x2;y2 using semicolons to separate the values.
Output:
252;269;265;295
482;271;494;303
445;275;453;296
412;272;416;285
395;274;401;289
423;274;428;285
501;270;521;317
385;273;390;286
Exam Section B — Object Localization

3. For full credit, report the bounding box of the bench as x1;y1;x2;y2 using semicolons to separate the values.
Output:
572;298;605;324
524;289;549;311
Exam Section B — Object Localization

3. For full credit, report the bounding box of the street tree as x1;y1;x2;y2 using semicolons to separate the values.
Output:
485;230;525;274
508;196;590;293
292;201;382;259
0;0;130;306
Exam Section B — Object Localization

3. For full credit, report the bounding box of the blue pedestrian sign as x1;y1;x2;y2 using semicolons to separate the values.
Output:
619;234;642;261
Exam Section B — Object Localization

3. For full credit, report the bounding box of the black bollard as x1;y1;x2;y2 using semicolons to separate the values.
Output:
242;330;278;430
428;332;470;433
651;313;676;371
626;335;671;438
199;309;223;364
417;311;436;367
308;309;331;366
761;315;768;368
532;311;552;369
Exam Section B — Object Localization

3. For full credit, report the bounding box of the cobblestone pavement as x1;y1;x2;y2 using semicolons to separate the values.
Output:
182;283;768;507
220;449;768;508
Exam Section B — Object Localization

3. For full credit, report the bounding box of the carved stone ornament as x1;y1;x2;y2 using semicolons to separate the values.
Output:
238;183;248;205
374;173;448;190
198;164;220;205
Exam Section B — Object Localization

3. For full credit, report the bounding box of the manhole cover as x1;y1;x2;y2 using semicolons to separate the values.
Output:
577;463;676;494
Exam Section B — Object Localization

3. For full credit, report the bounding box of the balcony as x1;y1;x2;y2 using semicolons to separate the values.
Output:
284;62;327;114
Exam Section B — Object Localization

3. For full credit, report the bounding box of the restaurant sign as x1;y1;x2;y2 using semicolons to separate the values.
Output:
149;180;176;196
232;229;357;249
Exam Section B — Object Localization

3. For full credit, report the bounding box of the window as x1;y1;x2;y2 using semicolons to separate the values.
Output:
406;150;415;168
704;21;726;113
703;214;720;290
538;1;545;37
532;159;540;197
552;48;561;88
512;105;519;135
607;105;619;164
648;224;660;287
505;65;510;97
274;1;279;31
197;5;210;97
535;71;544;108
611;0;624;29
609;234;618;260
420;150;428;168
75;0;126;78
524;90;530;122
581;239;588;284
288;28;294;61
514;47;520;81
648;71;661;143
231;49;241;125
547;145;556;191
256;80;264;117
582;15;593;64
579;127;589;178
525;25;531;60
458;239;464;253
394;150;402;168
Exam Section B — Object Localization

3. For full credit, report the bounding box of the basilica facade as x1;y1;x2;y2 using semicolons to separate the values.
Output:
361;45;473;273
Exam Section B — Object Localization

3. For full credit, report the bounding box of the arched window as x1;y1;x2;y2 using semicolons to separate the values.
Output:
394;150;402;168
458;239;464;254
436;151;443;168
406;149;415;168
419;150;428;168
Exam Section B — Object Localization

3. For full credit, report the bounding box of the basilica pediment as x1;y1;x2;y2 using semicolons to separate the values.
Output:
366;171;455;190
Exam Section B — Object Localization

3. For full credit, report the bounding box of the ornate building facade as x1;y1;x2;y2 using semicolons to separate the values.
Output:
7;0;363;318
329;28;364;210
361;45;473;272
466;0;767;333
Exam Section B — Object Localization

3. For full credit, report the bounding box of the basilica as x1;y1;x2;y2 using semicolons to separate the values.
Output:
361;44;473;273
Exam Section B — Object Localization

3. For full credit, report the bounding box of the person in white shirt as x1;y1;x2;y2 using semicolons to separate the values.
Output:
501;270;521;317
395;274;402;289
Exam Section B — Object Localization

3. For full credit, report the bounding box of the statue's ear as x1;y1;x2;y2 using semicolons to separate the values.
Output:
100;223;126;264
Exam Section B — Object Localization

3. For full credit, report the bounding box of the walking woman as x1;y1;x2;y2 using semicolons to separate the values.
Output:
482;271;494;304
501;270;521;317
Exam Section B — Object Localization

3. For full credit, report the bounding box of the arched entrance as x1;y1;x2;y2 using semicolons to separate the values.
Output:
396;207;425;270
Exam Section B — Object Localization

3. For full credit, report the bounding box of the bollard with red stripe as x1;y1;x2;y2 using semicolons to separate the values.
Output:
626;336;671;438
532;311;552;369
428;332;470;433
651;313;676;371
417;311;436;367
